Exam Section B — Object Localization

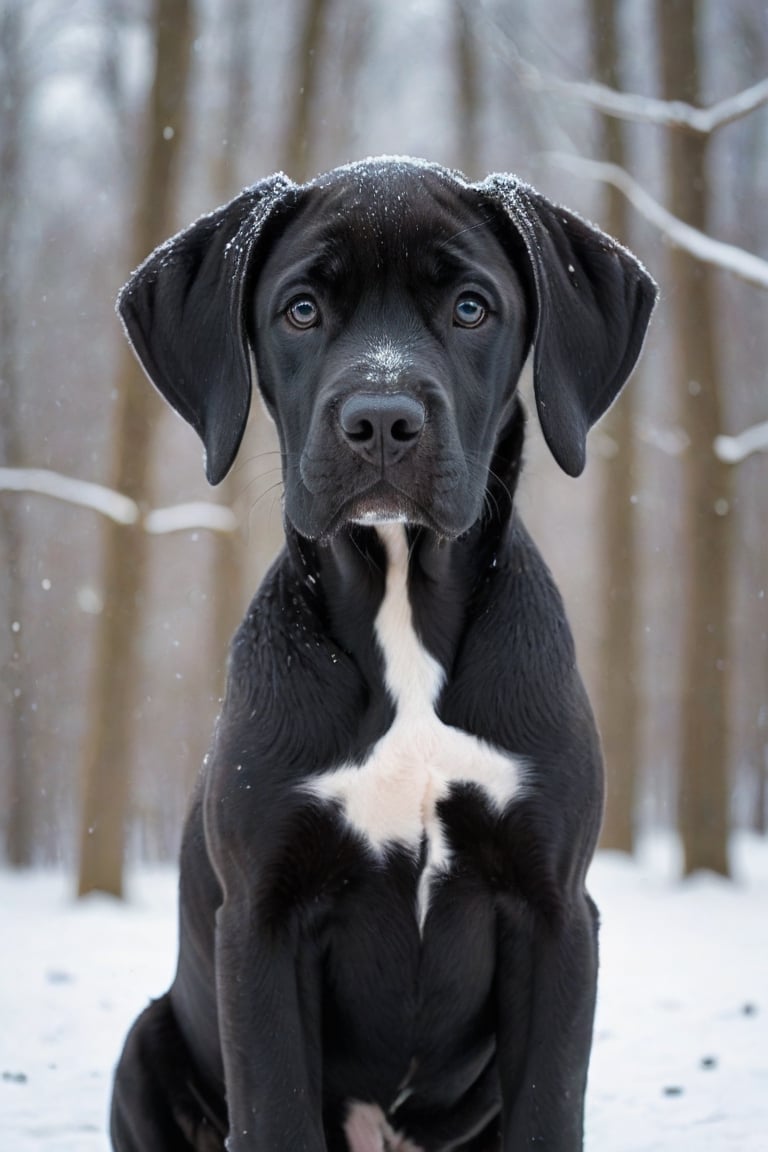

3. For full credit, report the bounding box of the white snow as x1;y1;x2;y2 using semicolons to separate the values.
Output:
143;501;238;535
715;421;768;464
1;836;766;1151
0;468;139;526
0;467;239;534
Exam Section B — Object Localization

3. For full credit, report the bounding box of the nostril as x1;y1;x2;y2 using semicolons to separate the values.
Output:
339;397;375;442
391;417;420;442
346;417;374;443
339;392;426;463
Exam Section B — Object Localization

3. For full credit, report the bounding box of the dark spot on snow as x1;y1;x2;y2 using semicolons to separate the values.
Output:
46;969;74;984
700;1056;718;1070
742;1002;758;1016
1;1070;27;1084
662;1085;684;1097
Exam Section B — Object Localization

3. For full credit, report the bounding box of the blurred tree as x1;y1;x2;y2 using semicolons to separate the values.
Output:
325;0;371;163
283;0;329;182
208;0;252;698
658;0;731;876
454;0;481;178
78;0;194;897
206;0;338;695
589;0;640;854
0;0;35;865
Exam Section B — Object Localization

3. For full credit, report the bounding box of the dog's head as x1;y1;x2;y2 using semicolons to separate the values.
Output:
118;157;656;540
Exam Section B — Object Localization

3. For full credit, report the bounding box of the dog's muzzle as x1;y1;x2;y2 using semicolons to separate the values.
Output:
339;392;426;468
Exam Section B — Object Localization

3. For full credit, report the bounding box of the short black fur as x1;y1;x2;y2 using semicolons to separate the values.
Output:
111;158;656;1152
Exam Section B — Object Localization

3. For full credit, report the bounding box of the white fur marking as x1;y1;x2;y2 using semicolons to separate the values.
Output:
305;525;522;928
344;1102;387;1152
362;337;412;385
344;1102;424;1152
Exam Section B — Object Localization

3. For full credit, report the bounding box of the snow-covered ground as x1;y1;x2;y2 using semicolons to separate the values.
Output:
2;835;766;1151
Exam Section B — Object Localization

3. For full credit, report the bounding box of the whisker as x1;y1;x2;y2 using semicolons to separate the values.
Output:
245;481;286;543
232;467;284;502
246;479;285;511
226;449;285;481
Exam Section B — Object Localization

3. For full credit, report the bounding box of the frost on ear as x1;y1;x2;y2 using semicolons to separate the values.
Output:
473;172;657;476
117;173;295;485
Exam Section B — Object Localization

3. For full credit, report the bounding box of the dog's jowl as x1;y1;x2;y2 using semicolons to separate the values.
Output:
110;158;656;1152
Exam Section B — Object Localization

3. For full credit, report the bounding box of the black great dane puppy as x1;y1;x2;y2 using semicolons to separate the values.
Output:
110;158;656;1152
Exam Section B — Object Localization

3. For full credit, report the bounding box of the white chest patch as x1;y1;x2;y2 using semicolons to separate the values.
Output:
304;525;523;927
344;1101;423;1152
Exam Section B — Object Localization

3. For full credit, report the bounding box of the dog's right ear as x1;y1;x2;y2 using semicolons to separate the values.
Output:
117;174;295;485
474;174;657;478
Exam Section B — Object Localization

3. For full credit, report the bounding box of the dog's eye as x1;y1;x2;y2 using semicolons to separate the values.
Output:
453;295;487;328
286;297;319;329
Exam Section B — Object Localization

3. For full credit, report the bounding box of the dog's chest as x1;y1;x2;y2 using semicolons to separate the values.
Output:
305;525;522;926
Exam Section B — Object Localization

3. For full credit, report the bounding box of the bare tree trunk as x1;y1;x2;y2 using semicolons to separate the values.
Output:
212;0;335;694
658;0;731;877
77;0;194;897
0;2;36;866
325;1;371;162
208;0;251;699
454;0;481;179
730;10;768;839
282;0;328;182
589;0;640;854
228;0;332;604
756;748;767;836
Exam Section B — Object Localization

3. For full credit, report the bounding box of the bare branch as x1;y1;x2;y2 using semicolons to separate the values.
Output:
0;467;140;524
0;467;239;534
494;32;768;134
539;74;768;135
549;154;768;290
144;502;239;535
714;421;768;464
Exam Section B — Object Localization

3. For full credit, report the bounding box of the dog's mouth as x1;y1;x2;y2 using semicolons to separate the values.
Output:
318;480;446;538
291;425;486;541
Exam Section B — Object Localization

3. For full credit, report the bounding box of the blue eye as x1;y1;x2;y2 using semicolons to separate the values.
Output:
286;297;319;329
453;295;487;328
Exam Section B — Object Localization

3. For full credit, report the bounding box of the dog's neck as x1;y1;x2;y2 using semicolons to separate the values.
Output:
283;402;526;675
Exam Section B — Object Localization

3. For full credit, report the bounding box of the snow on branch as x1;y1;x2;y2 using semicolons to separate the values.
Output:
501;36;768;133
549;154;768;290
144;502;239;535
0;467;239;534
714;421;768;464
0;467;140;525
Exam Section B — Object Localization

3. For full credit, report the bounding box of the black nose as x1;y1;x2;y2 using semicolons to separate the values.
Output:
339;392;426;466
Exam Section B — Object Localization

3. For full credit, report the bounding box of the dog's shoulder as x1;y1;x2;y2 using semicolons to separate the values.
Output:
209;549;369;783
445;513;599;766
468;511;578;670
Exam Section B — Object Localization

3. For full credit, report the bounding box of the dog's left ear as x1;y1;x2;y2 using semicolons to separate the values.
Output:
475;175;657;476
117;174;296;484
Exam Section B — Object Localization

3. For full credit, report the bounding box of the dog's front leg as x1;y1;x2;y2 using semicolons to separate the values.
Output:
215;898;326;1152
496;894;599;1150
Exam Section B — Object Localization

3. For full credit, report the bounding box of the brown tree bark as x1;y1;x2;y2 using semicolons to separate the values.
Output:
658;0;731;876
77;0;194;897
282;0;328;182
0;3;36;866
589;0;640;854
454;0;481;179
208;0;251;698
209;0;335;705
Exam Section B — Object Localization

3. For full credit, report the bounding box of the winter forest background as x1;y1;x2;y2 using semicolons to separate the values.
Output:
1;0;767;899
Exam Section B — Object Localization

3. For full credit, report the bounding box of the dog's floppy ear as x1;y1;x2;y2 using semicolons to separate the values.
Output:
117;174;295;484
475;175;657;476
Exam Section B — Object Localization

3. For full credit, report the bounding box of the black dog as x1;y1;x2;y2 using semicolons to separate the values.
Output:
110;157;655;1152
